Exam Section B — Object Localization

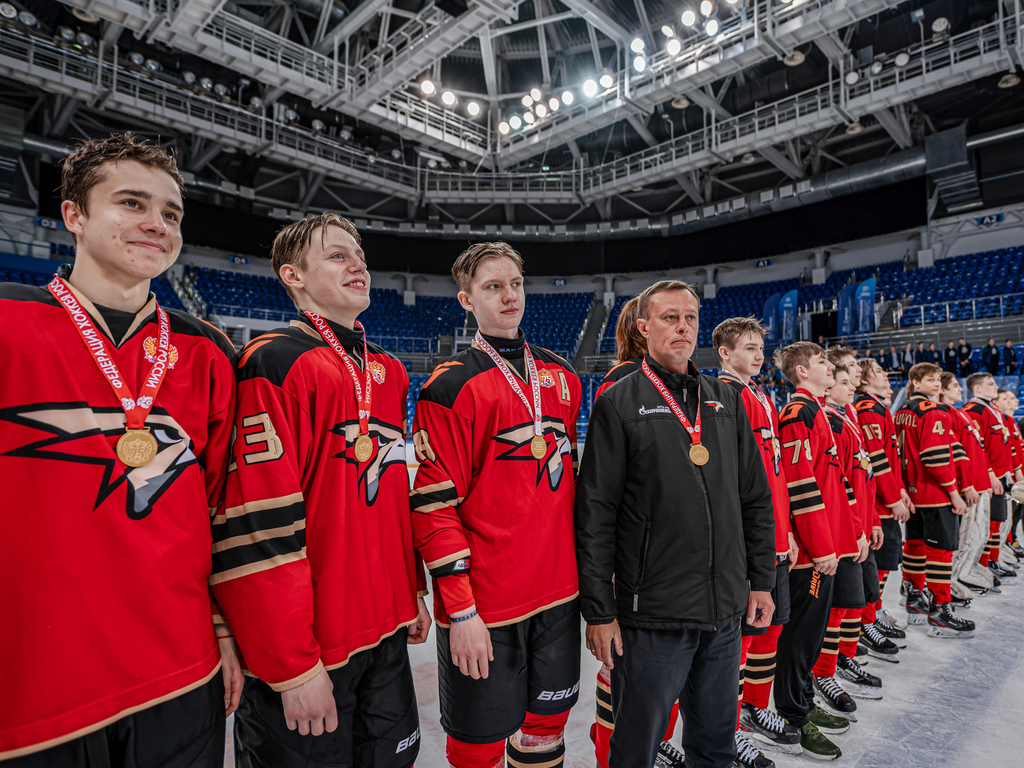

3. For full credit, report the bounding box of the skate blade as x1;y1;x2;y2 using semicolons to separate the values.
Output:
742;733;803;755
812;695;858;723
802;749;842;761
889;637;908;648
839;684;883;700
866;650;900;663
906;613;928;625
927;626;976;639
815;723;850;735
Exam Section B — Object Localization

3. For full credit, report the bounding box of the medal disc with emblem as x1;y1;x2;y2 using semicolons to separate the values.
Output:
689;443;710;466
531;434;547;459
116;428;158;467
859;454;871;471
354;434;373;463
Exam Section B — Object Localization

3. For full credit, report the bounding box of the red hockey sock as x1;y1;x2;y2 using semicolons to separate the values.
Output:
925;547;953;605
861;600;877;625
902;539;927;590
989;521;1002;562
811;608;843;678
663;702;679;741
738;634;754;726
448;738;504;768
743;624;782;711
508;712;570;768
837;608;862;659
591;666;613;768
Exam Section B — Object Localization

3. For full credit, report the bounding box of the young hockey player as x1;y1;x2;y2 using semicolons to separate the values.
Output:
412;243;583;768
773;342;855;761
996;389;1024;570
0;134;240;765
895;364;973;638
854;359;912;637
714;318;802;763
212;213;430;767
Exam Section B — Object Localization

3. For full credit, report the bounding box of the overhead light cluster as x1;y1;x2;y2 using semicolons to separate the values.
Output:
419;79;481;121
498;87;569;136
678;0;725;39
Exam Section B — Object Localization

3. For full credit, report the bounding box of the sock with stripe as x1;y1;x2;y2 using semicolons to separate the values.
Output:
738;634;754;727
902;539;927;591
925;547;953;605
507;711;570;768
743;624;783;710
837;609;863;659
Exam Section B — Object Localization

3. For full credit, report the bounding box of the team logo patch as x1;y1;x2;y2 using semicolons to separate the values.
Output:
704;400;724;412
368;360;387;385
143;336;179;368
538;368;556;388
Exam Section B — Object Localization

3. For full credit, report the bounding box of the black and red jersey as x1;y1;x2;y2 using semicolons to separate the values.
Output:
950;406;986;493
825;404;871;540
777;390;859;567
1005;412;1023;474
210;317;423;692
719;370;791;557
0;279;236;759
854;392;905;519
411;332;582;626
964;398;1013;478
595;358;641;400
894;395;959;508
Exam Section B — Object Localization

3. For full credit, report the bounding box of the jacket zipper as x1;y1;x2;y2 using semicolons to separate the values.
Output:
633;522;652;612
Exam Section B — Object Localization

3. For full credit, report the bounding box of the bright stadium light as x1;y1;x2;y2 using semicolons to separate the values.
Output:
549;97;560;111
509;114;522;129
522;94;534;107
583;79;598;97
667;38;682;56
681;10;697;27
498;121;511;134
630;37;645;53
442;90;456;105
661;24;675;37
633;55;647;72
530;87;542;101
705;18;719;36
700;1;713;16
535;103;548;118
467;100;481;116
420;79;436;95
523;110;535;124
561;89;574;105
599;72;614;89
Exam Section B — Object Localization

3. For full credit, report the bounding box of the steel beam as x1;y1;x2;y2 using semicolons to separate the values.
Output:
558;0;632;47
872;106;913;149
758;144;803;179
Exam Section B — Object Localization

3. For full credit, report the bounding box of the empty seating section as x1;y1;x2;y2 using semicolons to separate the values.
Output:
1;262;185;312
521;292;593;358
698;279;800;347
600;295;631;354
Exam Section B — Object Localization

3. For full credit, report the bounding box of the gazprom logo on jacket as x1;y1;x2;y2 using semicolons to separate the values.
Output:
638;405;672;416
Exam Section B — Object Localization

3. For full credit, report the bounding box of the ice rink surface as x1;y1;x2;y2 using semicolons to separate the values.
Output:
224;575;1024;768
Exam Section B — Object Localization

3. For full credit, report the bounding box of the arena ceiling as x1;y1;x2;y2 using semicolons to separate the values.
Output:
1;0;1023;242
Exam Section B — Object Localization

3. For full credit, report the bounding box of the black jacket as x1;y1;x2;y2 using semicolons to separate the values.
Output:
574;356;775;631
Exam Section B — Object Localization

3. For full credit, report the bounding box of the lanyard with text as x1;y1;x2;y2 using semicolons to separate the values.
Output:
642;358;708;466
749;382;781;461
305;312;374;463
972;397;1010;442
475;331;546;460
48;275;168;467
824;402;871;476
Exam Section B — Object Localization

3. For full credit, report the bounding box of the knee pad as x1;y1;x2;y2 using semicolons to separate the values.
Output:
447;737;504;768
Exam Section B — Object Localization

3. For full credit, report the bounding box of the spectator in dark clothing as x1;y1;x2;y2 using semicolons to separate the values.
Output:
943;341;958;374
915;342;927;365
901;343;915;380
929;343;942;366
887;345;900;373
1003;340;1019;375
957;338;973;376
982;338;1000;375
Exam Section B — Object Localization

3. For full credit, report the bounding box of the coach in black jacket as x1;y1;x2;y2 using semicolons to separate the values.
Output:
576;281;775;768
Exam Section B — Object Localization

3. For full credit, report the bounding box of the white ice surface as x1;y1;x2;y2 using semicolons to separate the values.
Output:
225;575;1024;768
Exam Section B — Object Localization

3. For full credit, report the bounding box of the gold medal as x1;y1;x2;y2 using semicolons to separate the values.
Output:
354;434;373;463
116;428;158;467
531;434;547;459
860;455;871;471
689;443;709;466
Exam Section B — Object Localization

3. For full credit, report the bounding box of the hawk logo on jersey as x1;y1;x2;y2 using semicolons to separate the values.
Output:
330;418;406;504
143;336;178;368
0;403;198;520
757;427;782;475
368;360;387;385
492;417;571;490
538;369;556;388
704;400;725;413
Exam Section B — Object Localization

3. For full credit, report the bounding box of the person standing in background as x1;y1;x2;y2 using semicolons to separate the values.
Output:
1002;340;1019;375
915;342;928;365
982;339;999;375
944;341;959;374
929;343;942;367
957;338;973;376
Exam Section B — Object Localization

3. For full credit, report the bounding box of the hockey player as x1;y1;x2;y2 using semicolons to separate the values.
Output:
895;364;973;638
854;359;912;635
211;213;430;767
713;318;802;762
773;342;855;761
0;134;240;765
411;243;582;768
996;389;1024;570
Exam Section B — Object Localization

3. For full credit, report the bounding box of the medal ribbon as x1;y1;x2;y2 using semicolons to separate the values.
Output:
750;382;781;461
824;402;871;477
475;331;543;438
48;275;169;430
306;312;372;436
642;358;702;447
972;397;1009;442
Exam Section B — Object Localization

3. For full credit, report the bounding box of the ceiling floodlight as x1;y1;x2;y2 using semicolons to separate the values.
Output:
523;111;535;124
0;3;17;20
726;0;739;4
76;32;95;47
599;72;614;89
633;55;647;72
129;52;145;66
311;119;326;133
662;24;675;37
845;121;863;135
391;148;403;160
339;127;354;140
681;9;696;26
284;108;299;122
420;79;436;95
498;121;511;135
535;103;548;117
467;100;481;116
671;94;690;109
869;60;884;76
741;152;755;163
522;94;534;107
530;87;542;101
999;72;1021;88
700;1;713;17
427;158;437;169
199;76;214;90
182;70;197;84
845;70;860;85
441;90;456;105
931;17;949;34
583;79;598;97
783;50;804;67
17;10;36;25
145;59;162;72
667;37;682;56
72;8;101;22
549;97;560;111
894;51;910;67
562;89;574;105
705;18;719;36
249;96;265;109
631;37;645;53
509;114;522;129
58;26;76;41
213;82;230;96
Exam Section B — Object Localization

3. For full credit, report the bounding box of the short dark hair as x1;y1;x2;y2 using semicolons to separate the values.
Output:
61;133;184;245
940;372;958;390
965;372;993;395
451;242;524;293
909;362;942;381
712;316;767;361
774;341;824;385
826;346;857;365
270;212;362;301
636;280;700;320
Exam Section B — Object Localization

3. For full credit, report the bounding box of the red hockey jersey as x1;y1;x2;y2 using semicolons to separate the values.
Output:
844;404;880;535
0;279;236;759
950;406;986;493
894;395;959;508
964;398;1013;478
411;333;582;626
825;404;871;539
719;370;791;556
595;358;641;399
854;392;905;520
1005;412;1023;474
777;390;859;568
210;317;422;691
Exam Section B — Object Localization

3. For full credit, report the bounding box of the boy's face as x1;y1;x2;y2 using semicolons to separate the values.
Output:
799;352;835;393
720;331;764;379
62;159;183;281
942;379;962;402
839;353;860;387
827;370;855;406
458;256;524;337
916;372;942;399
282;225;370;321
974;376;999;401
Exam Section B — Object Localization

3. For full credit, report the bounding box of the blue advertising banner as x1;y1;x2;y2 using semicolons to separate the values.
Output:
837;283;857;337
763;292;781;342
780;289;799;342
855;277;876;334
